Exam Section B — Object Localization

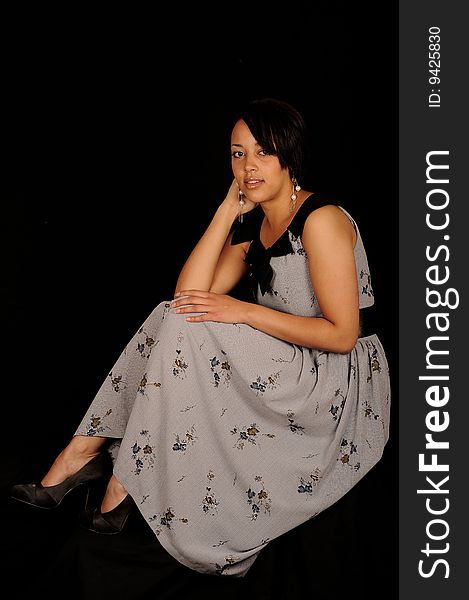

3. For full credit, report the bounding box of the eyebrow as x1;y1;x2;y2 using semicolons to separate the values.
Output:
230;142;260;147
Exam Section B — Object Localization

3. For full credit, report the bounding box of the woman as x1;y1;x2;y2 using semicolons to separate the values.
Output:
11;98;391;579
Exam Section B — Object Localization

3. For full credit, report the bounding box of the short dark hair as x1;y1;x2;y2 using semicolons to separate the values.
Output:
236;98;306;181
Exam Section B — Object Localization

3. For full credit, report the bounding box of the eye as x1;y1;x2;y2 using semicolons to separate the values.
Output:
258;148;271;156
231;150;245;158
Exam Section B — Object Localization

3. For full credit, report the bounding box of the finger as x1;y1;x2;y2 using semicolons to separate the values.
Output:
174;304;211;315
171;296;211;309
185;313;211;322
175;290;210;299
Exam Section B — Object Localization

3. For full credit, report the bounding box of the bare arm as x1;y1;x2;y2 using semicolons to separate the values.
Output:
243;205;359;352
174;181;255;294
173;205;359;353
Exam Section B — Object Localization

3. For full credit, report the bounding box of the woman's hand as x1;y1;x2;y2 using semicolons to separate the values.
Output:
170;290;250;324
223;179;258;217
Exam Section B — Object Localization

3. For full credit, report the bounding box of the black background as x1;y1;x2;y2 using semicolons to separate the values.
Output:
3;3;398;598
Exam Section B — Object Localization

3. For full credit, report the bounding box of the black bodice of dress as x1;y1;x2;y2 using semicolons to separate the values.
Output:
230;193;338;296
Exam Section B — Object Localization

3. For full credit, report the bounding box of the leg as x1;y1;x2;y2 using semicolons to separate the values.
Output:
100;474;128;513
11;435;113;510
80;473;134;534
45;439;130;515
41;435;109;487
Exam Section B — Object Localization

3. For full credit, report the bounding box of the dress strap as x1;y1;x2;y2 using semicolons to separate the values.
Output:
231;192;341;297
230;192;338;246
288;193;338;238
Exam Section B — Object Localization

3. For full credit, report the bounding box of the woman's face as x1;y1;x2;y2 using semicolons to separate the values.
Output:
231;119;291;203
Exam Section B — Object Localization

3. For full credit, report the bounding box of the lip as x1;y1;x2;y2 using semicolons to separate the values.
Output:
244;179;263;188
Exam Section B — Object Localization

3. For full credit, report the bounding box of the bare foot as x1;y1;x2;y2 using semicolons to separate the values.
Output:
40;436;106;487
100;475;128;513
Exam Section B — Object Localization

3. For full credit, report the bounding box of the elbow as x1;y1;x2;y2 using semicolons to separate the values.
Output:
333;318;360;354
309;335;357;354
337;339;357;354
336;332;358;354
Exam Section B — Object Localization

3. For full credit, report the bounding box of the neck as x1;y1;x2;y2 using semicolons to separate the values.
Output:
262;190;309;231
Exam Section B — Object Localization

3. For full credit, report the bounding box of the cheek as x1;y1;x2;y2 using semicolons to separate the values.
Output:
266;163;284;180
231;161;243;180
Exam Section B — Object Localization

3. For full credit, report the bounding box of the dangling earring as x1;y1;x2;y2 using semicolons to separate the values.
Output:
290;177;301;213
238;189;245;223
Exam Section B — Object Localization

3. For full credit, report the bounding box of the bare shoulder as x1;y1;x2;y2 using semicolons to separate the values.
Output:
303;204;357;251
303;204;356;246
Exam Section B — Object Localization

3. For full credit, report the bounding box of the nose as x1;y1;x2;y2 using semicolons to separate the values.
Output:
244;157;258;174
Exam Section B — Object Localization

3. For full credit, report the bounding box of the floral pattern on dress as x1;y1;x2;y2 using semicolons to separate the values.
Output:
201;470;220;515
136;326;159;358
289;233;306;256
230;423;275;449
214;555;239;576
137;373;161;398
84;409;113;436
270;288;289;305
131;430;156;475
363;399;380;420
172;349;189;379
209;352;232;388
172;425;198;453
249;371;280;396
310;353;327;375
246;476;272;521
366;341;382;382
108;371;126;393
149;507;188;535
161;302;172;320
338;438;360;471
297;467;322;496
287;411;305;435
137;374;148;395
360;269;374;298
329;388;346;421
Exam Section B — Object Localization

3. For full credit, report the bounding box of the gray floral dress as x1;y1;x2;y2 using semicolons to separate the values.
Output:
75;194;391;577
